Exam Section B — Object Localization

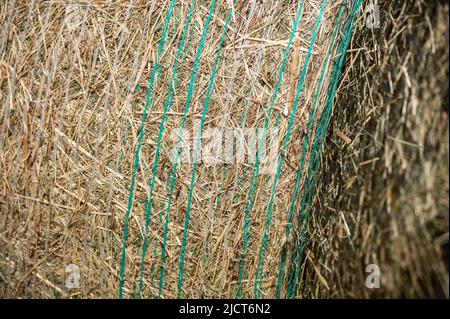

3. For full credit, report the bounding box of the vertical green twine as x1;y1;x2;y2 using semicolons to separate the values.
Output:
177;6;232;299
136;0;196;298
132;19;180;297
235;0;305;299
253;0;327;299
156;14;197;299
118;0;177;299
148;169;172;299
275;0;347;299
148;19;186;297
286;0;362;298
155;0;218;298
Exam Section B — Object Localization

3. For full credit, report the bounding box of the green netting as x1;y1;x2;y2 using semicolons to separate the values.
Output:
177;6;233;298
118;0;178;299
275;0;348;298
253;0;327;299
236;0;306;298
117;0;363;299
285;0;362;298
136;0;197;299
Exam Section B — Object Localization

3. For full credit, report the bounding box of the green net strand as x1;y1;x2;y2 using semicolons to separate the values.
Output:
156;1;201;299
253;0;327;299
153;0;219;298
148;169;172;299
118;0;178;299
236;0;306;298
178;6;233;299
156;16;197;299
286;0;362;298
275;0;347;299
156;0;211;299
284;0;359;297
286;0;357;295
136;0;197;299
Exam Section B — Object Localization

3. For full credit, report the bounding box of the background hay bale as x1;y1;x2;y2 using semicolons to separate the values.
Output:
308;0;449;298
0;0;448;299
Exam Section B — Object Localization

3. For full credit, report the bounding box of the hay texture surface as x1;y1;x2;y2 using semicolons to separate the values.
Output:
0;0;448;299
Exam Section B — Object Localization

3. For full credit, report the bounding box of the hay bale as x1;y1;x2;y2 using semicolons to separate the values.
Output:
310;0;449;298
0;0;447;299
